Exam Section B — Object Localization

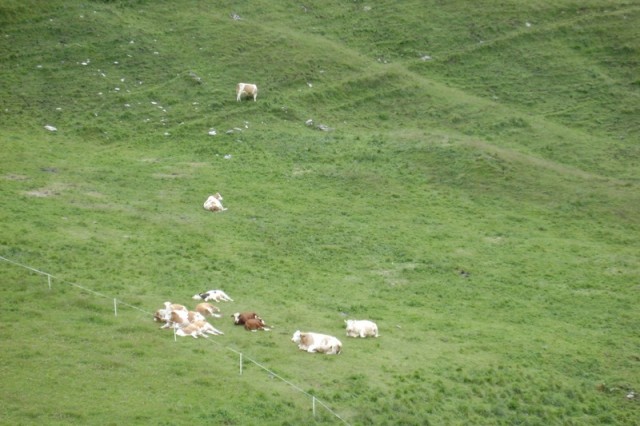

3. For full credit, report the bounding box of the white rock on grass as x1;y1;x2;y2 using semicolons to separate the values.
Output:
44;125;57;132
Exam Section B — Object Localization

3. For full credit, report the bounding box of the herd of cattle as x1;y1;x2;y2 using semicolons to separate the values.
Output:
203;84;381;353
153;289;379;355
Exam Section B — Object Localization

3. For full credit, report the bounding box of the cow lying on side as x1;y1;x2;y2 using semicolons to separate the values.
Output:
192;289;234;302
174;320;224;338
203;193;227;212
195;302;222;318
231;312;261;325
291;330;342;355
236;83;258;101
345;319;379;338
155;302;206;329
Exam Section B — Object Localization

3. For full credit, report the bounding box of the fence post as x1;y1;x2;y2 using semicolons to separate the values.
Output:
239;353;243;375
312;396;316;417
114;298;118;317
47;274;52;290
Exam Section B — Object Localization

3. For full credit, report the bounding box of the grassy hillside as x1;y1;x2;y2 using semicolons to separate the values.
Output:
1;0;639;424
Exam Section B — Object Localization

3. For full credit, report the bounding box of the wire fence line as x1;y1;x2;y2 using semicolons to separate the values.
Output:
1;254;350;425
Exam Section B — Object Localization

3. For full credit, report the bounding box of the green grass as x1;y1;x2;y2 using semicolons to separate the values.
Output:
1;0;639;424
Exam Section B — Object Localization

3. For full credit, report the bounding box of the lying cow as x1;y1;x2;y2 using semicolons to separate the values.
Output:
203;193;227;212
232;312;261;325
195;302;222;318
174;320;224;338
164;301;188;312
236;83;258;101
154;302;189;328
244;317;271;332
156;307;205;329
154;308;169;324
345;319;379;338
192;289;234;302
291;330;342;355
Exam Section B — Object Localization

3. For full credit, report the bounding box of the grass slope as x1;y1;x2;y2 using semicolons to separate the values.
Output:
1;0;639;424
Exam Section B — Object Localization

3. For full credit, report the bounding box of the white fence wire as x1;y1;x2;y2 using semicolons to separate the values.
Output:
1;255;350;425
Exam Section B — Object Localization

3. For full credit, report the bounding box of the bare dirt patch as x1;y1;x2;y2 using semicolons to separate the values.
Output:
3;174;29;181
25;188;58;197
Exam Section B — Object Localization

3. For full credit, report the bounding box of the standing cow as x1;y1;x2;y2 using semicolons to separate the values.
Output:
236;83;258;101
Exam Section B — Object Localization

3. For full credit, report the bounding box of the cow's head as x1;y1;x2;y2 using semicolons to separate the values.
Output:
154;309;168;322
291;330;301;343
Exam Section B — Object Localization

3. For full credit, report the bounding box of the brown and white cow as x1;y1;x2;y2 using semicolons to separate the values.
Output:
244;317;270;331
345;319;379;338
192;289;234;302
153;308;169;324
155;302;205;329
291;330;342;355
236;83;258;101
174;320;224;338
164;301;188;312
203;193;227;212
195;302;222;318
154;302;189;328
158;311;205;330
231;312;261;325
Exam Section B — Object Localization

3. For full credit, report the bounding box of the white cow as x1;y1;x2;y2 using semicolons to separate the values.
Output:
291;330;342;355
236;83;258;101
203;193;226;212
192;289;234;302
345;319;379;338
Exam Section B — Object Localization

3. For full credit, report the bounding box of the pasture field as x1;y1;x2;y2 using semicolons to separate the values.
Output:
1;0;639;424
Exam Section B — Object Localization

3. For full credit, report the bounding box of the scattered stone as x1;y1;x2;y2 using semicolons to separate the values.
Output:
44;125;57;132
188;71;203;84
305;119;333;131
208;128;217;136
